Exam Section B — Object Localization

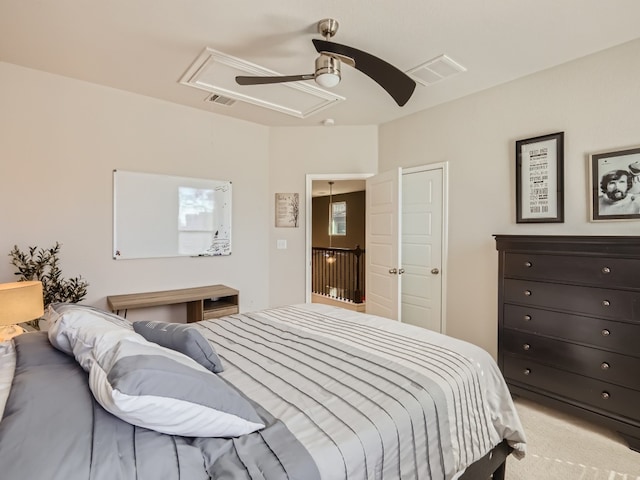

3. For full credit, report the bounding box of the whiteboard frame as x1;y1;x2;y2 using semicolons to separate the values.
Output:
113;170;232;260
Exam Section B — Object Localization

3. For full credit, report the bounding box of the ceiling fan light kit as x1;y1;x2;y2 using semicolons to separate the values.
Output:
315;55;341;88
236;18;416;107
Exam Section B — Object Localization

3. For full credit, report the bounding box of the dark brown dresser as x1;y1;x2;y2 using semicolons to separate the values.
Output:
494;235;640;452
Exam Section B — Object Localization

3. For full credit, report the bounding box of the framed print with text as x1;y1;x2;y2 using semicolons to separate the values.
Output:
516;132;564;223
589;145;640;221
275;193;300;227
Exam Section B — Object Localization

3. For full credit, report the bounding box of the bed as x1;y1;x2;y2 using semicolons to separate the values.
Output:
0;303;525;480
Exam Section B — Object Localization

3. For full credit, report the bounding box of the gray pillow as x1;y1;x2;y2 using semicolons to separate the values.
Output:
133;321;223;373
48;307;262;437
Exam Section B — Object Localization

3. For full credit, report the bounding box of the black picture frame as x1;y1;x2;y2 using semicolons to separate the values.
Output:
515;132;564;223
590;146;640;221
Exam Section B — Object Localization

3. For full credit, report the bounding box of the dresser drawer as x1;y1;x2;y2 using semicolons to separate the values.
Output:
504;357;640;422
504;279;640;322
502;329;640;390
505;252;640;289
503;304;639;357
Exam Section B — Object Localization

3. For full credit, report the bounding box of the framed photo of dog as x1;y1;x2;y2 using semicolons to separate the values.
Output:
590;146;640;221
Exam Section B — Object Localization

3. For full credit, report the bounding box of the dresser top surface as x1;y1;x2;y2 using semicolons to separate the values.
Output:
494;235;640;256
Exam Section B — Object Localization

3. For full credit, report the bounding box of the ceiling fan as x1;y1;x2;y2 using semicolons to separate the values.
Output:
235;18;417;107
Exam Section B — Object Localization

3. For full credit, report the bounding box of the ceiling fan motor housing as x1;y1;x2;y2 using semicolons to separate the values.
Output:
317;18;339;38
315;55;341;88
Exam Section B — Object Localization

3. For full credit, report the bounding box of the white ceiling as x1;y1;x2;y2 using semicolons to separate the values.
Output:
312;180;366;198
2;1;640;127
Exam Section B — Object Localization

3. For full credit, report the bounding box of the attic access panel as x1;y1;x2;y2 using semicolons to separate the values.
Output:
180;47;345;118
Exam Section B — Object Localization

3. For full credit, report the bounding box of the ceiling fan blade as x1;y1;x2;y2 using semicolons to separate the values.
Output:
236;74;314;85
313;39;416;106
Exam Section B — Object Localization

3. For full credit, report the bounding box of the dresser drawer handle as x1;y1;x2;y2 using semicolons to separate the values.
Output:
522;343;530;351
602;300;610;307
523;368;531;376
523;290;532;296
601;266;611;274
524;261;532;268
601;329;611;336
523;315;532;321
601;391;610;400
601;362;610;370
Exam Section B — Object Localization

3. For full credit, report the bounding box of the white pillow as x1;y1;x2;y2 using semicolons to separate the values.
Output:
46;303;264;437
47;303;134;370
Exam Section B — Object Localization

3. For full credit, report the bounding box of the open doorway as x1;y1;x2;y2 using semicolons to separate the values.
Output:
305;165;447;333
305;174;372;310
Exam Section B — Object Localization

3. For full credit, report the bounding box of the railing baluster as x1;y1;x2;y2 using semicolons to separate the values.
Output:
311;246;365;304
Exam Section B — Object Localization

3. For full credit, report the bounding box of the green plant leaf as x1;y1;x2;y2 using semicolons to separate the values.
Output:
8;242;89;330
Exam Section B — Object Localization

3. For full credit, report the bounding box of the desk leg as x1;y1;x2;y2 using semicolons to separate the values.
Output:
186;300;203;323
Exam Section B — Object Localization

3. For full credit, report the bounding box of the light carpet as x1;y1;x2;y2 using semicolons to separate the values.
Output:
506;397;640;479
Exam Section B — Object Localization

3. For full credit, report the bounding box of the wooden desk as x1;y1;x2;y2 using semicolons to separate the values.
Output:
107;285;239;322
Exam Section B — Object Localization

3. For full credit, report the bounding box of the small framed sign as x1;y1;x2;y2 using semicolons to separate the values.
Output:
275;193;300;227
515;132;564;223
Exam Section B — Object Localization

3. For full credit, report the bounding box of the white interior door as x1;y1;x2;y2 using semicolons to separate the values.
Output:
365;168;401;320
401;167;443;332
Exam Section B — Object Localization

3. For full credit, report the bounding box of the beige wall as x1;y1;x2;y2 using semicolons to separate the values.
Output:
3;37;639;353
379;38;640;356
0;62;271;321
0;63;377;321
268;126;377;307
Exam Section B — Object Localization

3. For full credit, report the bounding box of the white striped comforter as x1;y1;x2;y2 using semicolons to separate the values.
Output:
194;304;526;480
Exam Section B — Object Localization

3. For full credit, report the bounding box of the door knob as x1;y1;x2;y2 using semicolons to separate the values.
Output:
389;268;398;274
398;268;405;275
431;268;440;275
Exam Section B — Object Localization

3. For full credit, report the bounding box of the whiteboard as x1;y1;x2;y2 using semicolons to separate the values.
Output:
113;170;231;259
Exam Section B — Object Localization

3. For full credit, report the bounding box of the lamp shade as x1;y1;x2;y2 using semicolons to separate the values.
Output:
0;281;45;326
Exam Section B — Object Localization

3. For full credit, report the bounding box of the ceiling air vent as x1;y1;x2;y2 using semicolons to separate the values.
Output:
408;54;467;87
206;94;236;106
